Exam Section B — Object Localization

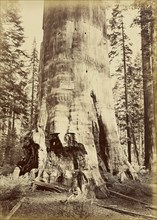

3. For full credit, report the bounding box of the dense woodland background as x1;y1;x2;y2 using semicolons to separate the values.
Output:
0;0;156;174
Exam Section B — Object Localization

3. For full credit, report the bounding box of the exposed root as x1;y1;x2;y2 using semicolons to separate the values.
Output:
94;183;109;199
117;160;139;183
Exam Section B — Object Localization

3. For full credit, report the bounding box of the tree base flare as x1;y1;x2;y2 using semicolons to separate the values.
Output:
94;183;109;199
15;127;140;201
119;161;139;182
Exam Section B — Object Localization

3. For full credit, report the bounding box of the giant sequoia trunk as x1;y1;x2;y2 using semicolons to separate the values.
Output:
140;6;155;170
27;1;137;197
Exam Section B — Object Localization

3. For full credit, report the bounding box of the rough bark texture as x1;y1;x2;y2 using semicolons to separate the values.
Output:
31;1;137;196
151;4;157;166
141;6;155;169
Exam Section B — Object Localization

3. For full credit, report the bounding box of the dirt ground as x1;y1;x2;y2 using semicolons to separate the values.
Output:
1;172;157;220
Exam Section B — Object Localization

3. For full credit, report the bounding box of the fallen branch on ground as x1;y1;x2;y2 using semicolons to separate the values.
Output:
34;181;68;193
109;189;157;210
5;197;26;220
94;202;157;219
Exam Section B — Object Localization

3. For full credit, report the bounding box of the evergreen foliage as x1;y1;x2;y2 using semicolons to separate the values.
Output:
133;0;156;168
0;3;29;165
0;0;155;172
107;5;144;165
29;38;39;127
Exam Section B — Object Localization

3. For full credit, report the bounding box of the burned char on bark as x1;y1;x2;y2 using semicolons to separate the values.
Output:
48;133;89;192
48;133;63;157
91;91;110;173
17;131;88;179
17;132;39;175
49;133;87;162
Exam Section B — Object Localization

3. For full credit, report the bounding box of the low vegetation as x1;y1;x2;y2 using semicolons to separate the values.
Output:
0;174;31;201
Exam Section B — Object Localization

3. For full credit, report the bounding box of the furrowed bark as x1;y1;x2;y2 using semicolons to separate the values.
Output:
16;1;139;198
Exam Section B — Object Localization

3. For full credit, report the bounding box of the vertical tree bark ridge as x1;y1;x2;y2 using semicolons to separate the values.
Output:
141;6;154;169
149;2;157;171
33;0;138;196
32;127;47;180
121;21;132;164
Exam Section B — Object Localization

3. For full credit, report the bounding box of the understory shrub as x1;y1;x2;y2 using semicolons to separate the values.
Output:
0;174;31;201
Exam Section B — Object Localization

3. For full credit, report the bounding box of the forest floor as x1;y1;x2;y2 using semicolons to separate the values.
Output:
1;172;157;220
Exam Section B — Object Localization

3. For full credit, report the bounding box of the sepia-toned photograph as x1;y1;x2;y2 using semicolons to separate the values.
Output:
0;0;157;219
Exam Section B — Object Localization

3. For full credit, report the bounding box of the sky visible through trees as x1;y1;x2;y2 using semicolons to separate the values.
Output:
0;3;157;219
19;0;43;53
20;1;140;62
0;0;156;171
20;1;141;94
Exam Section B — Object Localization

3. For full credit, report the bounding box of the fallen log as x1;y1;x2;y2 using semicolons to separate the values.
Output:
116;182;152;197
109;189;157;210
34;181;68;193
94;202;157;219
5;197;26;220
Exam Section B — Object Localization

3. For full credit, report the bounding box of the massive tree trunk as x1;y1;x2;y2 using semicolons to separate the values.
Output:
23;1;137;198
151;3;157;167
140;6;155;170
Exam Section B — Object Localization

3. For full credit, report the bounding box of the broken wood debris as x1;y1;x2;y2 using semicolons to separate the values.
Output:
94;202;157;219
33;181;68;193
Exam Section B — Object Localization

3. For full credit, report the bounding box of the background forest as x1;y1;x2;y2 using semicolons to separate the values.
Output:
0;0;156;174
